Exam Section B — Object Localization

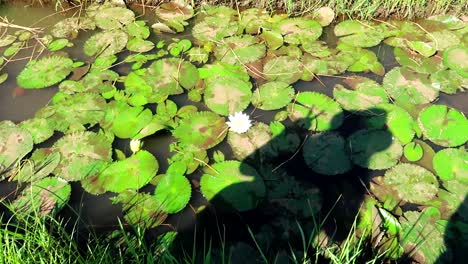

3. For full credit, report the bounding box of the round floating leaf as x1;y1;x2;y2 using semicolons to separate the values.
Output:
0;34;17;47
334;20;385;48
348;129;403;170
19;118;55;144
251;81;294;110
403;142;424;162
333;76;388;112
13;152;61;183
303;132;352;175
125;21;150;39
407;41;436;57
47;131;112;181
17;56;74;89
105;101;153;139
154;173;191;214
227;122;272;160
82;150;158;194
443;45;468;77
383;67;438;105
275;18;322;45
155;1;194;33
84;30;128;57
47;38;71;51
51;17;96;38
263;56;303;84
204;75;252;116
393;47;444;74
433;148;468;182
172;111;228;150
94;6;135;30
200;161;266;212
11;177;71;216
238;8;271;34
427;30;461;51
0;122;33;174
112;191;166;229
126;38;154;52
418;104;468;147
214;35;266;65
192;14;238;43
384;164;438;204
430;69;467;94
288;92;343;131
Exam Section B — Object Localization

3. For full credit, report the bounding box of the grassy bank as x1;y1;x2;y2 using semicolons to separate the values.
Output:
8;0;467;19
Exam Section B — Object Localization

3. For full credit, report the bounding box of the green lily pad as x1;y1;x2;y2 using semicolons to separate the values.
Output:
443;45;468;77
192;9;238;43
125;20;150;39
204;75;252;116
0;34;17;47
45;131;113;181
155;2;194;33
433;148;468;182
260;30;284;50
81;150;158;194
238;8;270;34
333;76;388;112
384;163;438;204
200;161;266;212
303;132;352;175
47;38;71;51
418;104;468;147
51;17;96;39
35;93;107;133
383;67;439;105
288;92;343;131
112;190;166;229
274;18;322;45
430;69;467;94
403;142;424;162
172;111;228;151
11;177;71;216
427;30;461;51
84;30;128;57
154;162;191;214
263;56;303;84
393;47;444;74
19;117;55;144
13;152;61;183
126;38;154;52
214;35;266;65
187;47;209;64
104;101;153;139
94;6;135;30
348;129;403;170
251;81;294;110
407;41;436;57
17;56;74;89
401;208;446;263
301;40;331;58
0;122;33;174
0;73;7;84
227;122;272;160
334;20;385;48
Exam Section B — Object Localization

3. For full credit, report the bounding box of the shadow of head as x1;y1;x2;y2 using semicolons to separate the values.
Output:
196;106;394;248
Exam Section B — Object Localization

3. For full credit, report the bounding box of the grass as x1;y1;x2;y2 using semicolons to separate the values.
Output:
14;0;468;19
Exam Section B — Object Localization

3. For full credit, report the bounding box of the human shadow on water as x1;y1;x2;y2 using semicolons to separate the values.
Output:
171;107;398;262
436;195;468;264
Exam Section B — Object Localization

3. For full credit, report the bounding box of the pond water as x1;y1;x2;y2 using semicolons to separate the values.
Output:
0;2;467;262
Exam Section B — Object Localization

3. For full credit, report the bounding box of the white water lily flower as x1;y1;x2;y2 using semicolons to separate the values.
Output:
226;112;252;134
130;139;142;153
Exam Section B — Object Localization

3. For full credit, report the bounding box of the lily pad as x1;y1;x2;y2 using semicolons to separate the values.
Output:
155;2;194;33
204;75;252;116
303;132;352;175
84;30;128;57
17;56;74;89
19;117;55;144
13;152;60;183
81;150;158;194
238;8;271;34
433;148;468;182
214;35;266;65
383;67;439;105
418;104;468;147
334;20;385;48
104;101;153;139
348;129;403;170
94;6;135;30
263;56;303;84
333;76;388;112
154;162;191;214
0;122;34;174
11;177;71;216
172;111;228;151
125;20;150;39
443;45;468;77
51;17;96;39
227;122;272;160
393;47;444;74
288;92;343;131
384;163;438;204
192;10;238;43
0;34;17;47
251;81;294;110
407;41;436;57
126;38;154;52
274;18;322;45
430;69;467;94
200;161;266;212
44;131;113;181
403;142;424;162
